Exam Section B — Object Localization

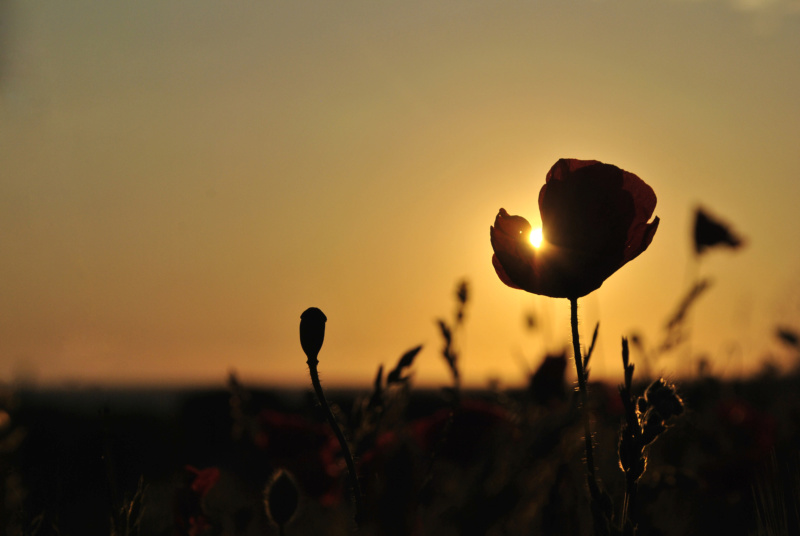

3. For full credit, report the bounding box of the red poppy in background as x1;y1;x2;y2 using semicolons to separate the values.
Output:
254;409;344;505
186;465;220;498
490;158;659;298
176;466;221;536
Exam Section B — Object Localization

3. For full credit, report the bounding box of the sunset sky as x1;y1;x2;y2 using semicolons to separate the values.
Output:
2;0;800;388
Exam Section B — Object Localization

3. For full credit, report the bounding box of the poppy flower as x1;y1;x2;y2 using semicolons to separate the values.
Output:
693;206;743;255
490;158;659;298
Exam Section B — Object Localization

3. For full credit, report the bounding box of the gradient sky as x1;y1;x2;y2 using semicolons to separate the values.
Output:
2;0;800;388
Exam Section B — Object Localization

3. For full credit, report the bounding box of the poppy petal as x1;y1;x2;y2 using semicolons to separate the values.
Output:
541;159;634;256
491;254;522;290
490;209;537;292
623;216;660;264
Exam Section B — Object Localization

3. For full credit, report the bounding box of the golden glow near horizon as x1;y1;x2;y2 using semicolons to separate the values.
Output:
1;1;800;387
530;228;544;248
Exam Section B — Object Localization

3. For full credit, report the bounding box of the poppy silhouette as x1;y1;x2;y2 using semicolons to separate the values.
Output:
491;158;659;298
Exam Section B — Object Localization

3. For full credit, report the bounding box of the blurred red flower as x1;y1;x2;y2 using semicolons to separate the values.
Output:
715;398;776;461
490;158;659;298
176;466;220;536
186;465;220;498
408;399;513;464
254;409;344;505
529;351;568;407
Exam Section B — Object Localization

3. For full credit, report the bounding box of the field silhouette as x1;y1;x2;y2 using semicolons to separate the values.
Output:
2;200;797;535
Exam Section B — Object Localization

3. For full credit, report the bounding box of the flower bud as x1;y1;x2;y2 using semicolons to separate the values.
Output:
265;469;299;529
644;378;684;421
300;307;327;363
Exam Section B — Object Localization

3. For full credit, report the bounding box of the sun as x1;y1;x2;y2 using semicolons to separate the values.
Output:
529;227;543;248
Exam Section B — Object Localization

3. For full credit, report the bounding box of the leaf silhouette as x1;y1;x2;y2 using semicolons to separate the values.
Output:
387;345;423;384
583;322;600;369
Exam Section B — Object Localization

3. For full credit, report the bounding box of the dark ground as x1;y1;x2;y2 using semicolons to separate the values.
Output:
2;372;799;535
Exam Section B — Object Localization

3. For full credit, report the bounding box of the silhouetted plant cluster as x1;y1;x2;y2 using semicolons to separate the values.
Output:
616;340;684;535
289;273;687;536
8;162;799;536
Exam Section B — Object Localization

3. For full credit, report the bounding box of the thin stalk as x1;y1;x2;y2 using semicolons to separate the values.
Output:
307;356;365;526
570;297;604;522
570;298;598;486
623;473;638;536
619;337;641;535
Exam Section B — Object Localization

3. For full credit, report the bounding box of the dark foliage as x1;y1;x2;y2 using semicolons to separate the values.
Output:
694;206;744;255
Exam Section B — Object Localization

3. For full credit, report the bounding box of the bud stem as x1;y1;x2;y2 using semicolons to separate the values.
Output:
306;356;365;526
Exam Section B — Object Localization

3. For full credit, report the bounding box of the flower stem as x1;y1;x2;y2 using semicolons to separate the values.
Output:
569;298;603;522
307;356;365;526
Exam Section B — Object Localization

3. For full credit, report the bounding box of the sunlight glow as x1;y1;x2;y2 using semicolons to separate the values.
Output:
529;227;543;248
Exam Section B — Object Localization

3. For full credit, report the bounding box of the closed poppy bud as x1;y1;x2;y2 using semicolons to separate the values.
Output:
300;307;327;363
266;469;300;529
490;158;659;298
529;351;567;406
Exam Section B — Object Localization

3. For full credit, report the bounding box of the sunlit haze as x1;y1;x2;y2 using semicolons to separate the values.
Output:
2;1;800;389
